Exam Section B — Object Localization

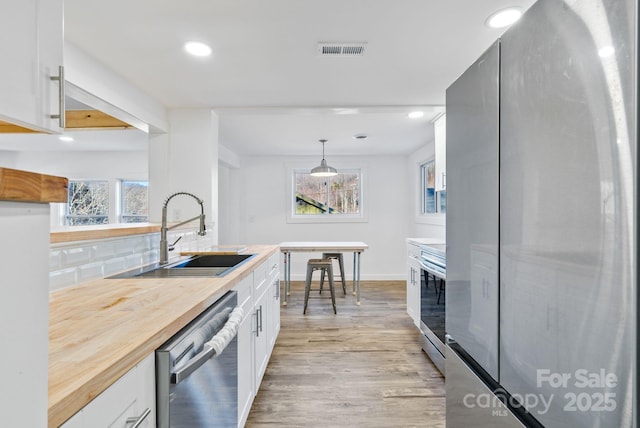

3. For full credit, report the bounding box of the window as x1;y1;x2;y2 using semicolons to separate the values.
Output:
289;168;365;222
420;160;446;214
66;180;109;225
121;180;149;223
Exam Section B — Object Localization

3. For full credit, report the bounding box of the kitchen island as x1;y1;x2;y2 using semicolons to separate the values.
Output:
48;244;279;427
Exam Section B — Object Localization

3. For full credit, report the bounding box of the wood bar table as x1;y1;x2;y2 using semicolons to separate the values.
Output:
279;241;369;306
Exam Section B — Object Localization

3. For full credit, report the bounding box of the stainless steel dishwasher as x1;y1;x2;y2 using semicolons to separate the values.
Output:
156;290;241;428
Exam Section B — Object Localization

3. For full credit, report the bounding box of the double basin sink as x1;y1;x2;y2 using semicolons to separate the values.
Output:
109;254;256;279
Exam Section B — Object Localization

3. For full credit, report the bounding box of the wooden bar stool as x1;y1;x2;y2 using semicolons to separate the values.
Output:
319;252;346;295
304;258;336;314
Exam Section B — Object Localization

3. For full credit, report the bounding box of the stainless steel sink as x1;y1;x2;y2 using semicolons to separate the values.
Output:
108;253;256;279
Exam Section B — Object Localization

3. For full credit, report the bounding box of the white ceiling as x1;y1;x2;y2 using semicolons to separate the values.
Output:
1;0;537;155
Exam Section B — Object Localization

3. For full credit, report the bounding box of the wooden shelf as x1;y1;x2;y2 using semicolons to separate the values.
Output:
0;167;67;203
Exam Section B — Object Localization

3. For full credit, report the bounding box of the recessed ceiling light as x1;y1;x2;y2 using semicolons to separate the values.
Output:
353;134;368;140
486;7;523;28
184;41;212;57
408;111;424;119
59;136;74;142
598;45;615;58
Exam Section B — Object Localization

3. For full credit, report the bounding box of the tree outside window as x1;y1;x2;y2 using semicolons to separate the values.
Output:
121;180;149;223
294;171;360;215
66;180;109;225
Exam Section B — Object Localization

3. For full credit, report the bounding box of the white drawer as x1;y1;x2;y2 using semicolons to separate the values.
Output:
266;252;280;282
234;275;253;317
254;260;268;293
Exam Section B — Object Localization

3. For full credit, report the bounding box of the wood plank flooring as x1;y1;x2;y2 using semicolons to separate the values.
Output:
246;280;445;427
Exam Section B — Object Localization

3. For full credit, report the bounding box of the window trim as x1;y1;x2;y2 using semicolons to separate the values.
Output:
416;158;446;225
52;178;149;227
286;164;368;224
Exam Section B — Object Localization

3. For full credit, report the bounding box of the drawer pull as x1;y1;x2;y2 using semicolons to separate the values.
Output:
126;407;151;428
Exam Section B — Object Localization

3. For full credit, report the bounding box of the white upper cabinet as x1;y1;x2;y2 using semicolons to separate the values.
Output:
434;113;446;192
0;0;64;133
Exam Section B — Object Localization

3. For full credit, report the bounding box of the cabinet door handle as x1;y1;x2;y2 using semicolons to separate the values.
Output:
49;65;65;128
442;172;446;188
253;310;259;337
258;305;263;333
126;407;151;428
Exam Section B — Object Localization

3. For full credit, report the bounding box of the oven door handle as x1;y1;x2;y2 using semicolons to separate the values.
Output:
419;259;446;278
171;306;244;385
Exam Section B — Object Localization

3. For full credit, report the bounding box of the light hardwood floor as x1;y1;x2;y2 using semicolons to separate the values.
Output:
246;280;446;428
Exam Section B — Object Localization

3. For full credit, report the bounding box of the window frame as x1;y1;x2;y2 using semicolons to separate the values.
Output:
286;165;367;224
52;178;149;227
416;159;446;224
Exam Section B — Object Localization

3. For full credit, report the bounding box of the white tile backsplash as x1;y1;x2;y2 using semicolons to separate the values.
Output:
50;251;62;270
50;268;78;291
103;257;127;276
78;262;104;282
91;242;116;260
49;229;216;291
125;253;144;268
62;247;92;266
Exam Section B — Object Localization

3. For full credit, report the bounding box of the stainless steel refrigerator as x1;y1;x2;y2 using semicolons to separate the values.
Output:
445;0;636;427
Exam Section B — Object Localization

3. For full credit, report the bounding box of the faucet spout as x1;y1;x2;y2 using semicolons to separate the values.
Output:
160;192;207;265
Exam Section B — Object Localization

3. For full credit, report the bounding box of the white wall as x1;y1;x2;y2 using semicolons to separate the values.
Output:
1;149;148;228
218;163;242;244
219;154;411;280
0;151;18;168
148;109;219;243
4;150;148;179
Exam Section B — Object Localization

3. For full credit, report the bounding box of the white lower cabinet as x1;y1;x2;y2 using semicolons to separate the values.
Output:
268;277;281;349
61;252;280;428
59;353;155;428
253;285;270;386
236;275;255;428
406;242;421;327
234;251;281;427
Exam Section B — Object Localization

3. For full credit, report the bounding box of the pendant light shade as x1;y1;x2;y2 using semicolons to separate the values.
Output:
310;139;338;177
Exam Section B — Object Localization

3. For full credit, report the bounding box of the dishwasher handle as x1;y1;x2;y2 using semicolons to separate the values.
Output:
171;306;244;384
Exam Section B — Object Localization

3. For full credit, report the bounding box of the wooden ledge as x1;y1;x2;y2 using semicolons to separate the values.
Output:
51;223;161;243
0;167;68;203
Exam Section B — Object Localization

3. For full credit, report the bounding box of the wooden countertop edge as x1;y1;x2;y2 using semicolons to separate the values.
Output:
0;167;68;203
48;245;279;427
51;223;161;243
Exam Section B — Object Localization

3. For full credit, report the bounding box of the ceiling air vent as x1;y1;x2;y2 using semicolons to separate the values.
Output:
318;42;367;56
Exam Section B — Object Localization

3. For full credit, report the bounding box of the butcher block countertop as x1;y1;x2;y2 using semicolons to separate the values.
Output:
48;244;279;428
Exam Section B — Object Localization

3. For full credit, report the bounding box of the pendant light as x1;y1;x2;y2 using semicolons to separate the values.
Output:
310;139;338;177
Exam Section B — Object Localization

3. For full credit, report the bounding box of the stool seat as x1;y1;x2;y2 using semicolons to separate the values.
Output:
304;258;336;314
